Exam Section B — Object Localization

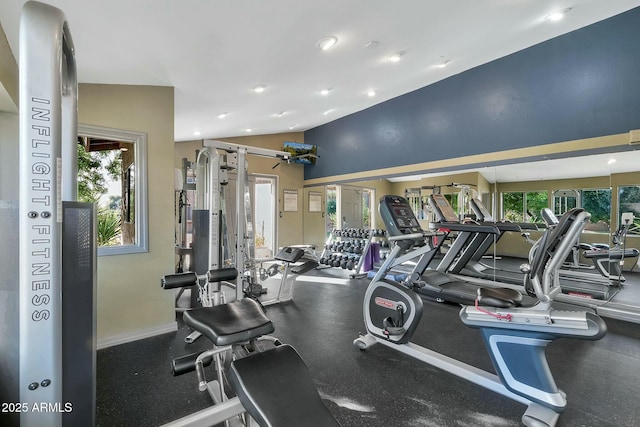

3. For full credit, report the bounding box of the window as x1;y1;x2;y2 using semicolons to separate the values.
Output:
619;185;640;235
251;175;277;259
78;124;148;256
404;189;427;220
326;185;337;237
362;188;375;229
502;191;548;223
582;188;611;232
326;185;375;234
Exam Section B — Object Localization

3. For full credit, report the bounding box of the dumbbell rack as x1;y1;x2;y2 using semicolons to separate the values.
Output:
319;228;386;278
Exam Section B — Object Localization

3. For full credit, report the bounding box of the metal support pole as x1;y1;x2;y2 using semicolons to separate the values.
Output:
19;2;77;426
235;148;247;301
208;152;222;271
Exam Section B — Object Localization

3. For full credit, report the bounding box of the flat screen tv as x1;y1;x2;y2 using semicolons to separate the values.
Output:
283;141;318;164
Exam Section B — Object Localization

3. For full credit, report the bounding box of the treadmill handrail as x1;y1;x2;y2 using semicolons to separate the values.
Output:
388;232;428;242
433;221;501;234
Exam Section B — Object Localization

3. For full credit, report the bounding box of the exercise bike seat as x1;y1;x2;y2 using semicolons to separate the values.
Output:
477;287;522;308
183;298;274;346
229;344;341;427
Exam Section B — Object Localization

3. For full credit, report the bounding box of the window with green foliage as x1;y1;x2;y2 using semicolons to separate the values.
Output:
582;188;611;231
78;124;148;255
326;186;337;237
619;185;640;235
363;188;371;229
502;191;548;223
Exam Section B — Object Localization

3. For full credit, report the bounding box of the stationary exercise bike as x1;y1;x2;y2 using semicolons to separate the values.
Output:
354;195;607;427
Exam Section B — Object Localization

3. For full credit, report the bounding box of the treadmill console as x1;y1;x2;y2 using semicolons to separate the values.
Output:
470;198;493;222
379;195;423;236
429;194;459;223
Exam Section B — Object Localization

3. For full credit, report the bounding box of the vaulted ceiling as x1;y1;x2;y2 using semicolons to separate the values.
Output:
2;0;639;143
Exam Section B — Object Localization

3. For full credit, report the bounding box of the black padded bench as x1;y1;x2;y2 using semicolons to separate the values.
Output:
229;344;341;427
179;293;340;426
183;298;275;346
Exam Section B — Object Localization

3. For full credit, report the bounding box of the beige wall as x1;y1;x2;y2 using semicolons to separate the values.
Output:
0;20;18;107
78;84;176;343
0;112;18;200
389;172;485;197
175;132;306;249
302;187;327;249
299;179;395;248
346;179;394;229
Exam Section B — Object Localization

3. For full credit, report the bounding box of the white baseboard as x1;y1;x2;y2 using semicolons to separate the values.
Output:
97;321;178;350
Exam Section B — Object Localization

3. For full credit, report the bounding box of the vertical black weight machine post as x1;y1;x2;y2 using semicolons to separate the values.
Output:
9;2;97;427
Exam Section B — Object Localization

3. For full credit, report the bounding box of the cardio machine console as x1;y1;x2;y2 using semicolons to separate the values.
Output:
429;194;459;223
379;195;424;236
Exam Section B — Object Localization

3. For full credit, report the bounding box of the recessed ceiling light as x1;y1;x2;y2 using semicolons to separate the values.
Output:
545;8;572;21
435;60;450;68
289;125;296;130
275;111;286;117
253;85;266;93
193;131;201;136
367;90;376;97
388;53;402;63
217;113;227;119
315;36;338;50
320;89;330;96
608;158;617;165
245;128;252;133
323;109;333;115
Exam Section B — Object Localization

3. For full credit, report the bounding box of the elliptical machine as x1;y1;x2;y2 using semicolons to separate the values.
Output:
354;195;607;427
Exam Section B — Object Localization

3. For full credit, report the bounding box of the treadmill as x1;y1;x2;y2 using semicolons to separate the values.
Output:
379;195;508;305
430;196;620;300
540;208;636;300
429;194;527;286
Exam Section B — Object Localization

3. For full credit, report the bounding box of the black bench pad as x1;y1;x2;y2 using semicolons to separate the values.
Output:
292;260;319;274
183;298;274;346
229;344;341;427
477;287;522;308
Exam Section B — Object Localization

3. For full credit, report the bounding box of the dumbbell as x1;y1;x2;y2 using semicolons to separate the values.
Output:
345;257;355;270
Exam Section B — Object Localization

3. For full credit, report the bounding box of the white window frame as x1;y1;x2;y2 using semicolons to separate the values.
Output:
78;124;148;256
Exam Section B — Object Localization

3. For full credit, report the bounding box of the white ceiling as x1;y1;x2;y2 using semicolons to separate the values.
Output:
1;0;640;144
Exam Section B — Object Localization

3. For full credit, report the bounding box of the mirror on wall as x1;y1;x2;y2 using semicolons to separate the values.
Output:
307;141;640;324
319;149;640;254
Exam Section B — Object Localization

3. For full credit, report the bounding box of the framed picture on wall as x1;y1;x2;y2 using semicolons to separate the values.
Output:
309;192;322;212
283;189;298;212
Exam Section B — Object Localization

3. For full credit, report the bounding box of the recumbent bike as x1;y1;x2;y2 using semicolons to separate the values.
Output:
354;195;606;427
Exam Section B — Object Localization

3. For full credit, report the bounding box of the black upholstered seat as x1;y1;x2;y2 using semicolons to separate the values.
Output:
477;286;523;308
229;344;341;427
183;298;274;346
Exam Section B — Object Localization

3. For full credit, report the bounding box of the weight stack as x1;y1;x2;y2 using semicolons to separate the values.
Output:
190;209;210;308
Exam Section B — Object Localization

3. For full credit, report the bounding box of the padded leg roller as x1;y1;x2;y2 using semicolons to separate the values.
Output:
161;272;198;289
229;345;340;427
171;351;213;376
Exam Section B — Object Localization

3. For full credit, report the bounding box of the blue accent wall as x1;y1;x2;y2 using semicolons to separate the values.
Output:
304;7;640;180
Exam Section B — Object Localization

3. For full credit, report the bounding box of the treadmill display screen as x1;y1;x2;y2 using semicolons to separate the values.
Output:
380;195;423;236
471;198;492;221
430;194;458;222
